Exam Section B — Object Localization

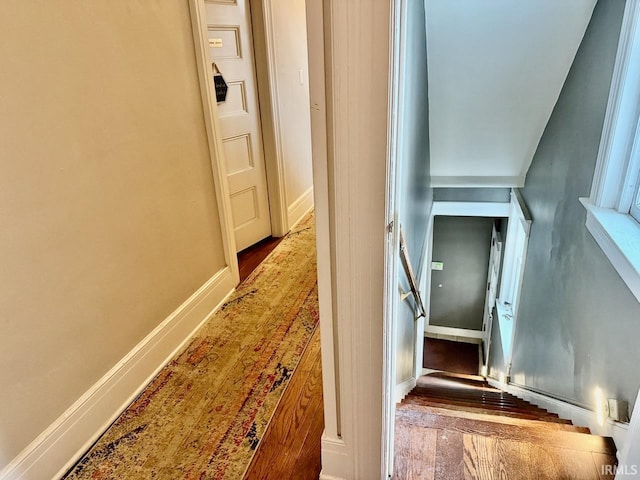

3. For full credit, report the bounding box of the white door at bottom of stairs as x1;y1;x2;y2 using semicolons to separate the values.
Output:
206;0;272;252
482;224;502;365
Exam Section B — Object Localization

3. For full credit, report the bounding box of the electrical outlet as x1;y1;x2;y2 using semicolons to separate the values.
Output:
607;399;629;422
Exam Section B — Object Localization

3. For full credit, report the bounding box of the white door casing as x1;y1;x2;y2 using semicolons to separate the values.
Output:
206;0;272;252
482;224;503;366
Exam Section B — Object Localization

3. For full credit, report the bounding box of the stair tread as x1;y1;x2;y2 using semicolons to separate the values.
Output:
406;393;557;416
397;403;591;433
422;371;487;383
395;409;615;455
402;397;572;424
410;387;548;408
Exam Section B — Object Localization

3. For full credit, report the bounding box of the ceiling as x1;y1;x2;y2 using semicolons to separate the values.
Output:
425;0;597;187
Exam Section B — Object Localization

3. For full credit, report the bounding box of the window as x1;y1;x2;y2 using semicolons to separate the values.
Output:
580;0;640;303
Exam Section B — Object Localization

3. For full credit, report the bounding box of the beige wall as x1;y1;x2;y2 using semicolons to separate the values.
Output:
270;0;314;218
0;1;226;466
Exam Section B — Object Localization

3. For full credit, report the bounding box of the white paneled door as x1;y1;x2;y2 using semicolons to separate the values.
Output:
482;224;502;366
206;0;271;252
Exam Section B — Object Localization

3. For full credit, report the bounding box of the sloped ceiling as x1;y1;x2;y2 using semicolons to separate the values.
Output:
426;0;597;187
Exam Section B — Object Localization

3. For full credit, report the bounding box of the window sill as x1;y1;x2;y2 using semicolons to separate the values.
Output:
579;197;640;303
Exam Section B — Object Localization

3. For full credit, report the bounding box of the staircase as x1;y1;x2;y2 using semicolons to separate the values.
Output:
394;372;618;479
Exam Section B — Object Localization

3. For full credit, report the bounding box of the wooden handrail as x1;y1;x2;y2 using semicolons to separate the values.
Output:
399;226;426;319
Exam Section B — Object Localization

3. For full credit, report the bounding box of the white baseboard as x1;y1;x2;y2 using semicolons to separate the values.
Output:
425;325;483;341
0;267;236;480
395;377;416;404
320;434;349;480
288;186;314;229
487;379;629;459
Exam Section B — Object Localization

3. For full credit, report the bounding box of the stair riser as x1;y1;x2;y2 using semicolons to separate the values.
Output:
402;398;570;423
406;395;553;414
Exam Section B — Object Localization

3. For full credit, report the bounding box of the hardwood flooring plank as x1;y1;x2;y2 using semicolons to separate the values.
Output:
238;236;284;282
463;434;502;480
540;445;601;480
269;362;324;476
394;422;437;480
435;428;464;480
243;328;323;479
592;452;617;480
462;435;604;480
290;399;324;479
244;344;321;477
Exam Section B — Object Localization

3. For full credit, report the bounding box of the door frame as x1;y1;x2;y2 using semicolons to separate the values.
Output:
425;192;531;375
249;0;290;237
190;0;293;256
481;224;503;372
426;201;511;342
382;0;404;476
189;0;240;283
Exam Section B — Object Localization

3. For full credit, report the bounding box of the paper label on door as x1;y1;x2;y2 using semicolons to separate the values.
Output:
209;38;224;48
431;261;444;271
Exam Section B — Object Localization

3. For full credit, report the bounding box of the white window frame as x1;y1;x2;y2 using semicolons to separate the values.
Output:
580;0;640;303
631;176;640;222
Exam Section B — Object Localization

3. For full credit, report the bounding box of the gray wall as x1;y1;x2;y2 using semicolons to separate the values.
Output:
430;216;493;331
507;0;640;410
434;188;511;203
396;0;433;384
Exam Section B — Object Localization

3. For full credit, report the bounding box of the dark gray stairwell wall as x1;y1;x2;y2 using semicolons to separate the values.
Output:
430;216;493;331
502;0;640;411
433;188;511;203
396;0;433;384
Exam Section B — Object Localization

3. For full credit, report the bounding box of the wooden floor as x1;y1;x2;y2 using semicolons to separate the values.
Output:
423;337;480;375
238;236;284;282
394;373;617;480
237;233;324;479
243;327;324;479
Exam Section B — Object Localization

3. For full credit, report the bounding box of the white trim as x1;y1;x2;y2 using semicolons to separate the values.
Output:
320;0;393;477
287;186;314;229
305;0;340;446
431;201;511;218
0;268;236;480
419;215;434;339
319;436;349;480
414;314;426;381
424;325;483;340
394;377;417;404
431;175;526;188
487;378;629;461
382;0;405;476
581;0;640;304
189;0;240;282
496;190;531;372
250;0;290;237
580;198;640;302
320;474;347;480
589;0;640;208
620;387;640;471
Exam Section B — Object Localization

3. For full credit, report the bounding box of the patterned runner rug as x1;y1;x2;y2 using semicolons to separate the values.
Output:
64;213;318;479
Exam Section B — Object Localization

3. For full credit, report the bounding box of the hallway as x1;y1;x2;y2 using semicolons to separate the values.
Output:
63;215;320;479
